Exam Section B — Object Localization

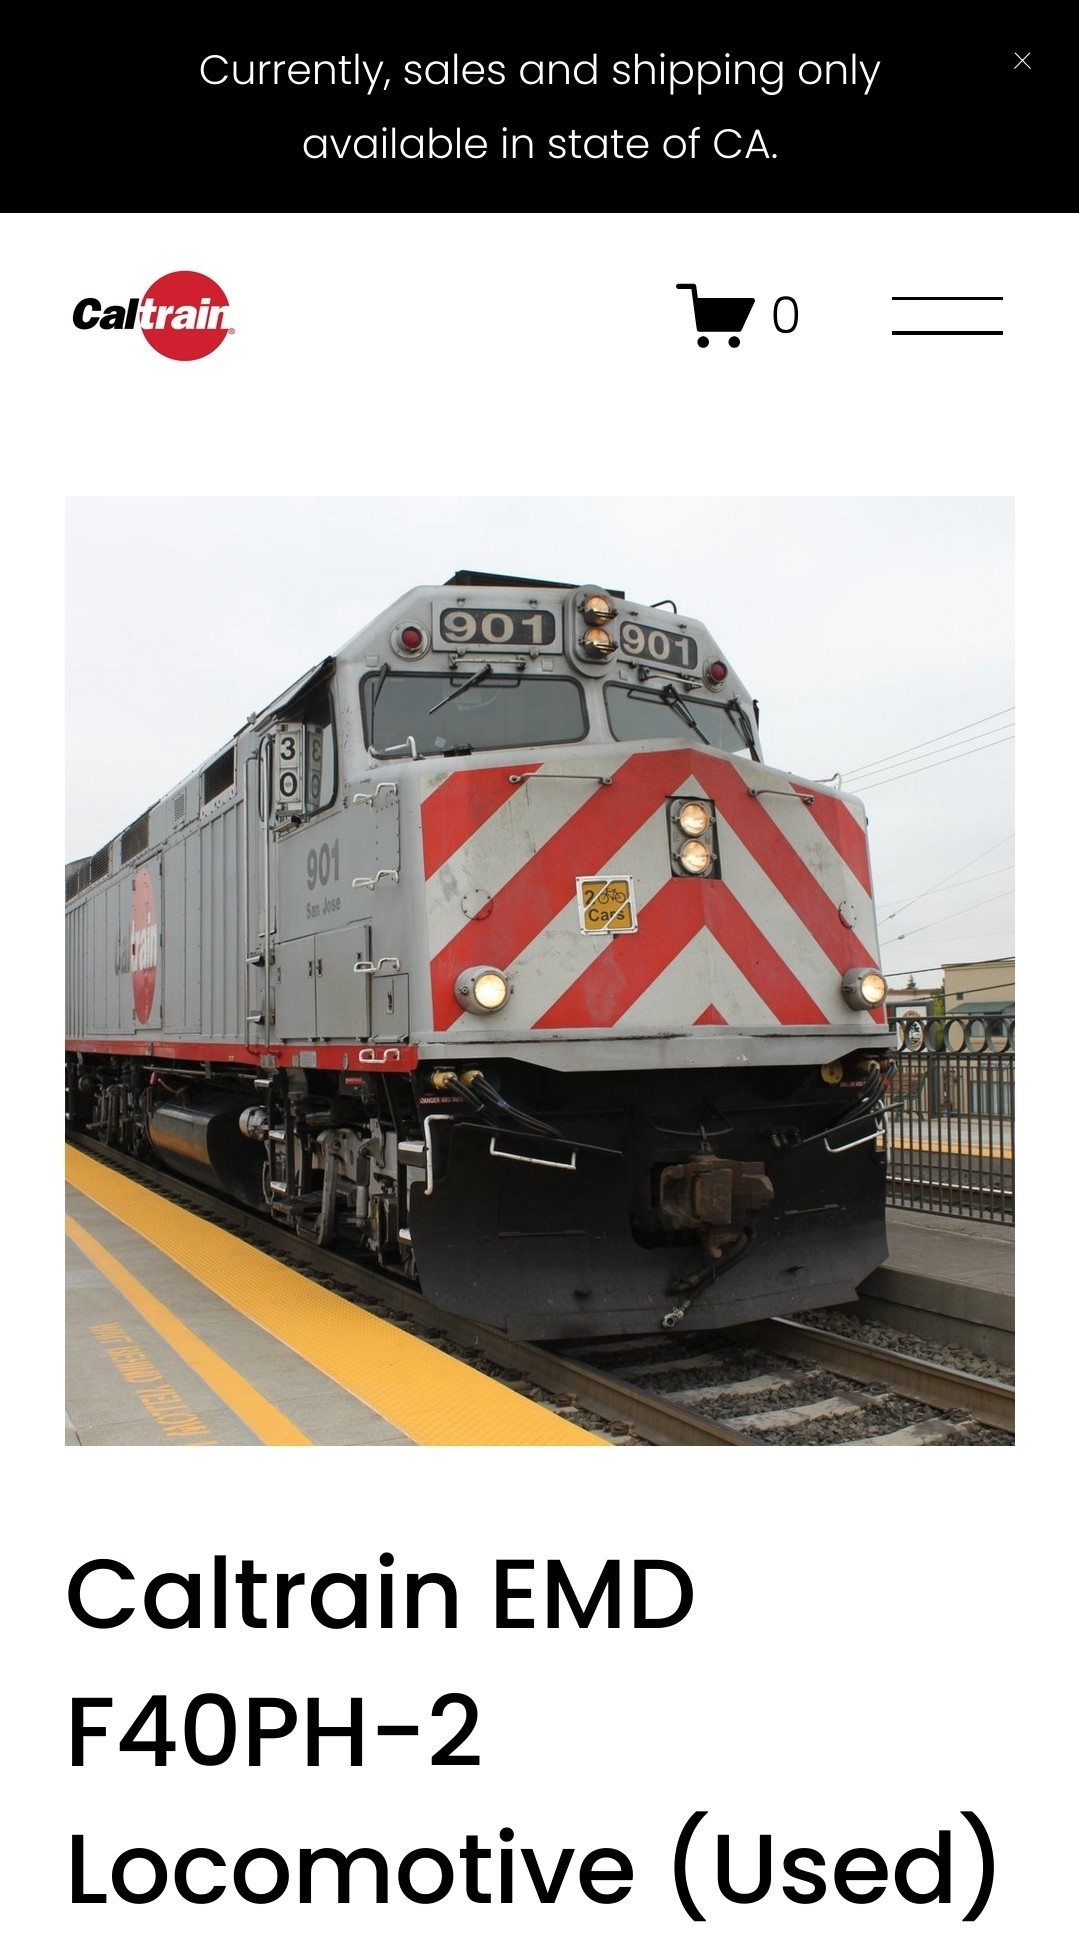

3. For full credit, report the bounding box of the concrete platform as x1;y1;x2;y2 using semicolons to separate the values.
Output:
66;1191;413;1448
855;1210;1015;1362
65;1146;607;1450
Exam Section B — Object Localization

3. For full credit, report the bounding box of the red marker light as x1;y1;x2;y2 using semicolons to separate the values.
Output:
705;660;728;687
400;626;423;650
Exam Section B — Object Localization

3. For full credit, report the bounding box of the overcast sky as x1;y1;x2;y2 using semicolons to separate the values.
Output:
66;497;1013;984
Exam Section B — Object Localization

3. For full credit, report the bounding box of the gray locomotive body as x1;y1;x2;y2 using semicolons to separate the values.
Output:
66;573;893;1338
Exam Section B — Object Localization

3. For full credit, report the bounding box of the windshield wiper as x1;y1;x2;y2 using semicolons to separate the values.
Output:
624;681;757;758
428;663;494;715
369;661;390;718
659;683;711;744
730;698;758;755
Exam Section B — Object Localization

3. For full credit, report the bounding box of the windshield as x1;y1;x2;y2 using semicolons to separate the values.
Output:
360;670;587;756
604;682;756;756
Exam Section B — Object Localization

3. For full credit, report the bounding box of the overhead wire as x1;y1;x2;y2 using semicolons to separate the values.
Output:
842;706;1013;780
879;865;1013;913
853;732;1014;792
880;887;1015;946
876;833;1014;921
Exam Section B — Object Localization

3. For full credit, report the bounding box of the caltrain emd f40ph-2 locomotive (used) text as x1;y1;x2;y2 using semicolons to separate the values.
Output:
66;573;893;1338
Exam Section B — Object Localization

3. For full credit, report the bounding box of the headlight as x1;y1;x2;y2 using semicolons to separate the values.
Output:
669;796;717;877
678;838;714;875
841;967;888;1010
677;801;711;837
582;594;615;626
454;966;510;1014
581;626;615;658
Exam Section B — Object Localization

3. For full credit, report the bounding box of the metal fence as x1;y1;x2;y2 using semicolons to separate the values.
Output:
885;1016;1014;1225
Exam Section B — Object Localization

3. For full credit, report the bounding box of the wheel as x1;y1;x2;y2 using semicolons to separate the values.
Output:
697;336;709;347
729;336;740;347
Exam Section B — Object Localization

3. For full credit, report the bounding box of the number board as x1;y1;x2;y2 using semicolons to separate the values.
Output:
438;607;558;649
619;622;698;668
576;876;638;935
274;722;305;816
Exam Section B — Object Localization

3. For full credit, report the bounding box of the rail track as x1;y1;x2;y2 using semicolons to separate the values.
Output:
555;1319;1013;1443
67;1136;1014;1447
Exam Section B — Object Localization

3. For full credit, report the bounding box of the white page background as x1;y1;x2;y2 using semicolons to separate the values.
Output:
7;205;1067;1952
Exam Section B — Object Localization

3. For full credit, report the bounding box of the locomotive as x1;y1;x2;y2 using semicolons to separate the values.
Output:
65;572;893;1339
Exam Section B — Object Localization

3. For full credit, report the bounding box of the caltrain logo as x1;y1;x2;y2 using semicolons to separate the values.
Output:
72;271;232;361
130;869;159;1023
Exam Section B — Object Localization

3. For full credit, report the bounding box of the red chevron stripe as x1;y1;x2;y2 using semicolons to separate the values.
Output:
428;750;704;1027
695;1005;728;1025
694;755;879;972
790;778;874;895
421;764;540;881
535;879;828;1029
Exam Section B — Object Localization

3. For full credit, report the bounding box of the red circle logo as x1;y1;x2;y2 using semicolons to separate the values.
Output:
131;869;159;1024
140;270;230;361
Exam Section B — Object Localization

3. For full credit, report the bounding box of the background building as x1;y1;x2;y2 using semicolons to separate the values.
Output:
942;957;1015;1027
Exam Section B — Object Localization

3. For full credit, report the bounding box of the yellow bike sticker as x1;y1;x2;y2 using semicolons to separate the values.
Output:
576;876;638;934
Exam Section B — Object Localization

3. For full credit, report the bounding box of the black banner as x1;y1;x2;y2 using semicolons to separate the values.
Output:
35;35;1059;212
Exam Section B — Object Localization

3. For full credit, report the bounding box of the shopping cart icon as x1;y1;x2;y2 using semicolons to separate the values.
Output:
676;285;755;347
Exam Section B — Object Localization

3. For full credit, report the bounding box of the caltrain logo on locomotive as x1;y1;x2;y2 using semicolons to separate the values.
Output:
71;272;232;361
129;870;159;1024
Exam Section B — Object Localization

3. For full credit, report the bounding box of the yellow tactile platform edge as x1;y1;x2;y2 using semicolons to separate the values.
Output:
67;1214;312;1446
66;1148;607;1448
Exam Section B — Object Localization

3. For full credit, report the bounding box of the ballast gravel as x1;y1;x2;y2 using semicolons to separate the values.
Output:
793;1307;1014;1386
